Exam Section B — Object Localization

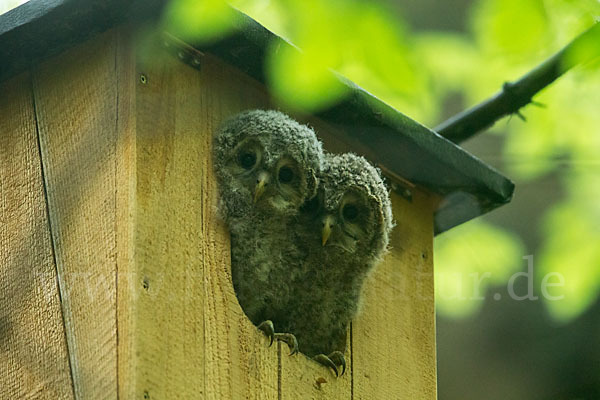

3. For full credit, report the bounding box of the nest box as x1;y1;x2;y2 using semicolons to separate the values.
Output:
0;0;513;399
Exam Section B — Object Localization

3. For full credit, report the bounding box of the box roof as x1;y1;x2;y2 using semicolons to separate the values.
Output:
0;0;514;234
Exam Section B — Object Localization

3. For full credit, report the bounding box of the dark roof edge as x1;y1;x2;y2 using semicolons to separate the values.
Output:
0;0;61;37
0;0;515;234
191;13;514;205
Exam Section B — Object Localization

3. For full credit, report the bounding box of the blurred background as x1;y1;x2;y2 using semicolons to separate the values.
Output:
3;0;599;398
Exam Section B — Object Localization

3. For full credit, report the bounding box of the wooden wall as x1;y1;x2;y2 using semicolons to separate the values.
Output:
0;26;436;399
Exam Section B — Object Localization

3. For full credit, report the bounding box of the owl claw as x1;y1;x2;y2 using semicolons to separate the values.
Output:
328;351;346;376
314;352;346;377
257;320;275;347
257;321;298;355
313;354;339;377
274;333;299;356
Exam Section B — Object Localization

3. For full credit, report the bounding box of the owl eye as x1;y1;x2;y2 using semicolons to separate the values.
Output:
342;204;359;221
238;151;257;170
278;166;294;184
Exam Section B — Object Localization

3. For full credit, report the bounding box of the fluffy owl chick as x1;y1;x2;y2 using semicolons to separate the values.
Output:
213;109;323;353
284;152;393;376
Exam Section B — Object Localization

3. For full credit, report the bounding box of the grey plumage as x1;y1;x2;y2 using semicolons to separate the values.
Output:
282;152;394;372
214;111;393;377
213;110;323;334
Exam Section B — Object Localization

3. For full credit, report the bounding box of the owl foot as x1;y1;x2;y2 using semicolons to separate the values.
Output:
257;320;275;346
275;333;299;355
257;320;299;355
314;351;346;377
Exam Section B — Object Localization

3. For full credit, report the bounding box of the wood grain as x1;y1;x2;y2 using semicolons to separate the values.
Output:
115;26;137;400
0;72;74;399
32;31;118;399
352;190;437;399
280;344;352;400
124;41;278;399
198;53;279;400
127;41;206;399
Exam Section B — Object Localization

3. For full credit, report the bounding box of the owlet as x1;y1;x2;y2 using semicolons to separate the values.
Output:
213;109;323;353
283;152;394;376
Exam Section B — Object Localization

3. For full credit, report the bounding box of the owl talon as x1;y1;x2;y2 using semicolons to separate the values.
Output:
274;333;299;355
328;351;346;376
257;320;275;347
313;354;339;377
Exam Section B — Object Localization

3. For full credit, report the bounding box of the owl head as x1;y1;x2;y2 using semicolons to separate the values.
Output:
302;153;393;260
214;110;323;220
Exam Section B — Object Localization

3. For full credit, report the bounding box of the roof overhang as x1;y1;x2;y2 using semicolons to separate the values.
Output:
0;0;514;234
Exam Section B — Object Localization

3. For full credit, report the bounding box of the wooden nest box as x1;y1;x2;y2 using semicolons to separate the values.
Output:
0;1;513;398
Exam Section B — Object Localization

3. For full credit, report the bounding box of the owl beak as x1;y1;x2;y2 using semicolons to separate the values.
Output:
322;215;334;246
253;172;269;203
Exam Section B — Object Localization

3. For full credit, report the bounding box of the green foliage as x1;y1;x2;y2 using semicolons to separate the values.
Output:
503;70;600;180
413;33;479;122
162;0;238;42
240;0;425;113
538;198;600;321
264;36;350;111
469;0;550;59
434;220;525;317
563;24;600;70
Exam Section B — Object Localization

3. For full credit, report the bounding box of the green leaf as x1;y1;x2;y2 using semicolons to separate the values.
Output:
538;199;600;322
414;33;479;93
562;23;600;70
241;0;423;113
265;41;349;111
162;0;237;42
435;220;525;318
470;0;550;58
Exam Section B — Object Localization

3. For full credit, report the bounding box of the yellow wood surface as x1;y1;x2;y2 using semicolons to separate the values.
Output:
31;32;118;399
197;53;280;400
122;41;279;399
115;27;138;400
353;190;437;399
0;26;437;400
280;345;352;399
0;72;74;400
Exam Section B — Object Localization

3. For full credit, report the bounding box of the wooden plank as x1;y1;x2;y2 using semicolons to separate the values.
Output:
32;31;118;399
280;345;352;400
115;26;137;400
0;72;74;399
352;190;437;399
127;41;278;399
195;51;278;400
127;40;206;400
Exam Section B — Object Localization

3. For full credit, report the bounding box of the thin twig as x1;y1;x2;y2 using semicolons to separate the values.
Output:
435;22;600;143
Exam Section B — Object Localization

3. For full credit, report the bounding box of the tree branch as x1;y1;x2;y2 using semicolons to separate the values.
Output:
436;22;600;143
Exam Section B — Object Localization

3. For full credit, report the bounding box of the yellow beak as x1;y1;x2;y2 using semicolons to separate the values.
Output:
253;172;269;203
322;216;334;246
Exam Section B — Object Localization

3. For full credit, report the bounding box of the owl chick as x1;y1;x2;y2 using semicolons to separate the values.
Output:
282;152;394;376
213;109;323;353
